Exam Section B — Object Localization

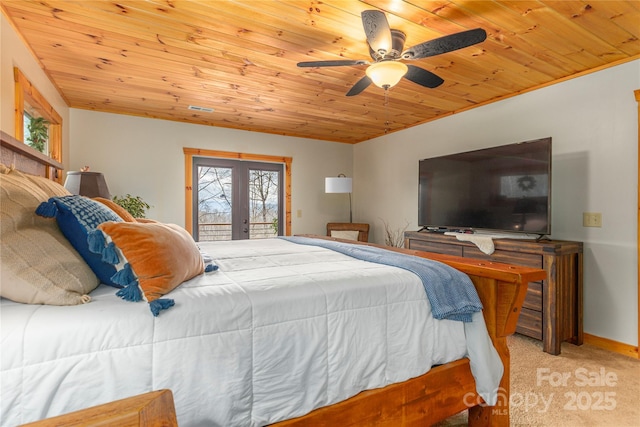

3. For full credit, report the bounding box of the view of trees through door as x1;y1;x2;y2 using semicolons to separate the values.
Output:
193;157;283;241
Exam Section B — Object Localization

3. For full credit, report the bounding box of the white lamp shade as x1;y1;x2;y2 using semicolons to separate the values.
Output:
325;176;352;193
365;61;408;89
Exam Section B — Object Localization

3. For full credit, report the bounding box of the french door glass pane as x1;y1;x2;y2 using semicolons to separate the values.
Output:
249;169;280;239
197;166;232;241
194;158;283;242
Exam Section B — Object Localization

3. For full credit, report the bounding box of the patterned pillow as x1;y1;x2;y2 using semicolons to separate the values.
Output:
36;195;124;287
88;221;209;316
1;169;98;305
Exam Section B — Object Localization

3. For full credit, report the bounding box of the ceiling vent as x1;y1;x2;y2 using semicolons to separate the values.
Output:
188;105;215;113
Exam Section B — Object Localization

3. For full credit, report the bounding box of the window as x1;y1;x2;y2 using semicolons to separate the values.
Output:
500;174;548;198
23;110;49;154
13;67;62;181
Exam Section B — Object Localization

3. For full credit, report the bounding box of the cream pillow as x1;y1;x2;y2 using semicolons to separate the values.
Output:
330;230;360;241
23;172;71;197
0;169;99;305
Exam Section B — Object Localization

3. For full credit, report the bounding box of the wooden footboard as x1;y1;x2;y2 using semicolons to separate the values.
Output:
19;390;178;427
273;236;546;427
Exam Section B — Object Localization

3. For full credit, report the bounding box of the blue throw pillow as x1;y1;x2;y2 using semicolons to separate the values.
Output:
36;195;124;287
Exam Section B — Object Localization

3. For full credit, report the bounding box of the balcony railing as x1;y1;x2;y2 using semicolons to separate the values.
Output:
198;222;277;241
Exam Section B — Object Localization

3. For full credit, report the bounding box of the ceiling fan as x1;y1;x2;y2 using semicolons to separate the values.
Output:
297;10;487;96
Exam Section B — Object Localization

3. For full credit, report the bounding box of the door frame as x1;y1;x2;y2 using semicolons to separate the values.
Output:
183;147;292;236
635;89;640;355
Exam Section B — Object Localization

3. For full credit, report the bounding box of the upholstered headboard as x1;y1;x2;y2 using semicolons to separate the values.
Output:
0;130;63;180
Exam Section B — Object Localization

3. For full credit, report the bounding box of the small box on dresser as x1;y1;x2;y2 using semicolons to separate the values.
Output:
404;231;583;355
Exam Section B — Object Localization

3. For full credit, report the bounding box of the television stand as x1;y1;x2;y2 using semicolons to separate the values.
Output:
404;231;583;355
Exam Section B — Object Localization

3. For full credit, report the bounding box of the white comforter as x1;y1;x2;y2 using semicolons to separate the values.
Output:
1;238;500;426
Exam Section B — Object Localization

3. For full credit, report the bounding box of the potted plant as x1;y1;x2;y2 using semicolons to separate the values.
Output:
112;194;151;218
27;116;50;153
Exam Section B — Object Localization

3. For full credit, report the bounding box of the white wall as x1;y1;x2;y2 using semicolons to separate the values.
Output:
0;14;70;161
68;110;353;234
354;60;640;346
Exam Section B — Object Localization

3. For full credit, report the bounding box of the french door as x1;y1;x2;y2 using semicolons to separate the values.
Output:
192;157;284;241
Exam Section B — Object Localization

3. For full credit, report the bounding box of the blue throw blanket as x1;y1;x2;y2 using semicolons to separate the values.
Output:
281;236;482;322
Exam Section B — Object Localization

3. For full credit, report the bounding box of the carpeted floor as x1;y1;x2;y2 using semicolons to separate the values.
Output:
436;334;640;426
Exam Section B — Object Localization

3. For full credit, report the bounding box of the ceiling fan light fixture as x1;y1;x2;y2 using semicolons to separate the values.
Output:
365;61;408;89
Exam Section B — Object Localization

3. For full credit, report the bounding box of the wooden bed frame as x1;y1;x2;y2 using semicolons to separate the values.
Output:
272;236;546;427
21;390;178;427
2;132;546;427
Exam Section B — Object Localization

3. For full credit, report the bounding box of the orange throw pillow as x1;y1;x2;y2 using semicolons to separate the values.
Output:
93;197;137;222
93;222;204;315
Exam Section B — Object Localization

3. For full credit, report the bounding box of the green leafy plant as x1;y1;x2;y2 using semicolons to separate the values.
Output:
113;194;151;218
27;116;50;153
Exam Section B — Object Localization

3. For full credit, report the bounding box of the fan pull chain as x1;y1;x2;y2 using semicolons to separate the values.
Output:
384;88;390;134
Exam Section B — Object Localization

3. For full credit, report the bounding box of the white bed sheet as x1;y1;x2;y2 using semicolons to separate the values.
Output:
1;238;496;426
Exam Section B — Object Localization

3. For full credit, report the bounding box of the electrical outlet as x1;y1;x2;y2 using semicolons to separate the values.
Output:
583;212;602;228
296;209;302;218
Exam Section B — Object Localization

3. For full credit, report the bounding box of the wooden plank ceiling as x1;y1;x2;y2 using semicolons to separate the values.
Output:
3;0;639;144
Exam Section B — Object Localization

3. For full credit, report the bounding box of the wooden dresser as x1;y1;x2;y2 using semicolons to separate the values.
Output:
404;231;583;355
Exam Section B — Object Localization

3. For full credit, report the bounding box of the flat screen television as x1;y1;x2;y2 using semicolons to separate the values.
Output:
418;137;551;235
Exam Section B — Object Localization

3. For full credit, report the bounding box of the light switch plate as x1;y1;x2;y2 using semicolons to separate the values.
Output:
583;212;602;227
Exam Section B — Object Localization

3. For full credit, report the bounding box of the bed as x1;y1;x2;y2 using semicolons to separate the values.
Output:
0;132;546;426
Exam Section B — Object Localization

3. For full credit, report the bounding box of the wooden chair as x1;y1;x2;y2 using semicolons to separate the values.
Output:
326;222;369;242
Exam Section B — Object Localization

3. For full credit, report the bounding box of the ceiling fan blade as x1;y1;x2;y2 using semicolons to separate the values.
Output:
346;75;372;96
297;60;368;67
361;10;392;55
404;65;444;88
401;28;487;60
